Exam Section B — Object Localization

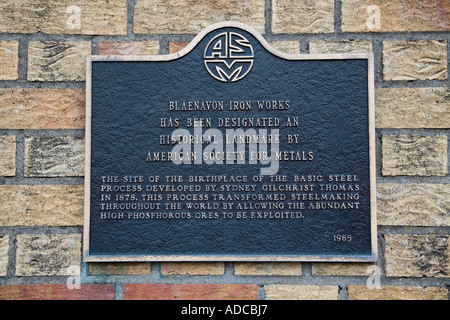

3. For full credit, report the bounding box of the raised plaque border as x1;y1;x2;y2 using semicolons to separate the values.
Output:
83;22;377;262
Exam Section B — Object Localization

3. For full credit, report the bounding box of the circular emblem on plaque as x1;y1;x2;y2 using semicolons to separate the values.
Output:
204;31;254;83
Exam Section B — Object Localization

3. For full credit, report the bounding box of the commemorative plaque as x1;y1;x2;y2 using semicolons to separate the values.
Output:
84;22;377;262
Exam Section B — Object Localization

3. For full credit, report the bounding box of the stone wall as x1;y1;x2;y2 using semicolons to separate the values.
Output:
0;0;448;300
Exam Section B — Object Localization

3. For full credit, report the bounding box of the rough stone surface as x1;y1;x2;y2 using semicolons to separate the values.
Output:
0;284;114;300
348;286;448;300
264;284;339;300
377;183;450;226
269;41;300;54
28;41;91;81
123;284;259;300
272;0;334;34
0;136;16;177
24;136;84;177
134;0;265;34
382;135;448;176
383;40;447;81
234;262;302;276
0;185;84;226
0;235;9;277
341;0;450;32
376;87;450;129
88;263;152;275
98;41;160;55
309;40;372;53
0;41;19;80
0;89;85;130
384;234;450;278
16;234;82;276
161;262;224;275
0;0;127;35
311;263;374;276
169;42;190;54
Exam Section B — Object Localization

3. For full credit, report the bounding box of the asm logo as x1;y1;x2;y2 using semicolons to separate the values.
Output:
204;31;254;83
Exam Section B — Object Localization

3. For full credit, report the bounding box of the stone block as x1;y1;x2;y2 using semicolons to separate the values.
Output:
28;41;91;81
382;135;447;176
383;40;447;80
272;0;334;34
0;89;85;130
264;284;339;300
0;235;9;277
0;185;84;226
234;262;302;276
0;41;19;80
16;234;82;276
161;262;225;275
0;136;16;177
348;285;448;300
134;0;265;34
309;40;372;53
342;0;450;32
377;183;450;226
376;87;450;129
98;41;160;55
24;136;84;177
0;0;127;35
384;234;450;278
88;262;152;275
311;263;374;276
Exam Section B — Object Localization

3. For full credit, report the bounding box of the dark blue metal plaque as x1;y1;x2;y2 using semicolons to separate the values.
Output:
84;22;376;262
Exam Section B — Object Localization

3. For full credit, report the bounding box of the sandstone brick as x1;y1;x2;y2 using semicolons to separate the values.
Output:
24;136;84;177
28;41;91;81
384;234;450;278
382;135;447;176
16;234;82;276
0;136;16;177
0;284;114;300
134;0;265;34
0;235;9;277
0;41;19;80
89;262;151;275
234;262;302;276
377;183;450;227
311;263;374;276
0;0;127;35
161;262;224;275
264;284;338;300
269;41;300;54
0;185;83;226
0;89;85;130
309;40;373;53
376;87;450;129
272;0;334;34
348;285;448;300
383;40;447;81
123;284;258;300
98;41;160;55
342;0;450;32
169;42;190;54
